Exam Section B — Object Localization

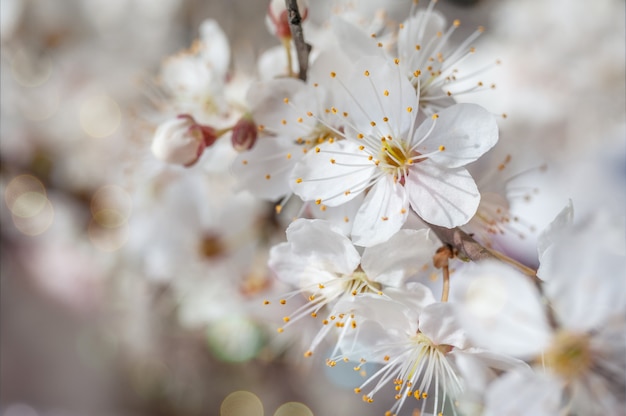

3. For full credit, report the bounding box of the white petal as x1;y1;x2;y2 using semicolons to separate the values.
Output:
411;104;499;168
161;55;216;98
537;200;574;264
308;47;355;88
291;140;376;207
247;78;317;137
284;219;360;275
540;214;626;331
268;241;338;288
398;10;446;62
455;261;552;359
232;136;299;200
311;192;365;236
418;302;469;349
351;176;409;247
484;370;563;416
198;19;230;76
361;228;438;287
330;16;383;62
406;163;480;228
339;56;416;139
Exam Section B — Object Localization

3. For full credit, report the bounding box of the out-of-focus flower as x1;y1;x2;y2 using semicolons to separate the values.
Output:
456;204;626;415
150;114;217;166
158;19;234;123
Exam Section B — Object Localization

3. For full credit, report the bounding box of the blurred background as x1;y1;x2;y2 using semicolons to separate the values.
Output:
1;0;624;415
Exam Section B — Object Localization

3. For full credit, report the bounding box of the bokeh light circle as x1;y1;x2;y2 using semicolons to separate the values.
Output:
220;391;264;416
273;402;313;416
79;94;121;138
90;184;132;228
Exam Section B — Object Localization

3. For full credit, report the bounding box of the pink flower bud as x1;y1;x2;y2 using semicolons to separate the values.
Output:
231;114;258;152
266;0;308;39
151;114;217;167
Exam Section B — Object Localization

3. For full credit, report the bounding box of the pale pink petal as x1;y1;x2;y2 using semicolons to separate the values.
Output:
406;163;480;228
411;103;499;168
361;228;438;287
351;176;409;247
291;140;376;207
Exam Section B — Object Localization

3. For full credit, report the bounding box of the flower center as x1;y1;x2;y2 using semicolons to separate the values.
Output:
296;124;338;152
378;139;420;180
345;269;382;296
199;233;226;259
544;330;592;381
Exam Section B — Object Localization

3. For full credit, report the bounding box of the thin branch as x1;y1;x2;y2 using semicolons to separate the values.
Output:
285;0;311;81
433;245;454;302
427;223;541;284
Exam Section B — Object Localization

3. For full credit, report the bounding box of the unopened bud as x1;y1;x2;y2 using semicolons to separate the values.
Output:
231;114;258;152
151;114;217;167
266;0;308;39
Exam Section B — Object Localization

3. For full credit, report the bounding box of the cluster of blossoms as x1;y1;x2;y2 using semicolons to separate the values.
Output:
137;0;625;415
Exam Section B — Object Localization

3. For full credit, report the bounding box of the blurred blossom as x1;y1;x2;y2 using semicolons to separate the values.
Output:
1;1;624;416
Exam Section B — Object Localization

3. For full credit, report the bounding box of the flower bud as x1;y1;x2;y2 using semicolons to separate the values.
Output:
266;0;308;39
231;114;258;152
151;114;217;167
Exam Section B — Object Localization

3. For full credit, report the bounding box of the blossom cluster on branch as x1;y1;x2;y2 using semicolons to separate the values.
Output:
131;1;625;415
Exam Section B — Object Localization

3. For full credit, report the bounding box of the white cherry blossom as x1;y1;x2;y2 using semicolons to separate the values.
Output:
330;0;496;118
291;56;498;246
266;218;439;356
329;298;526;416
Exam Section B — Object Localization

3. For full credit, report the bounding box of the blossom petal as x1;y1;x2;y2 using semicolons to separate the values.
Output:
291;140;377;207
351;176;409;247
330;16;383;62
337;56;416;140
540;212;626;331
455;261;552;359
268;241;337;288
247;78;317;137
232;136;300;200
283;218;361;275
419;302;469;349
398;10;446;63
406;163;480;228
361;228;438;287
537;200;574;265
199;19;230;76
411;103;499;168
484;370;563;416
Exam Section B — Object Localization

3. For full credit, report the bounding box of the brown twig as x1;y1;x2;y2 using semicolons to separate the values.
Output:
427;223;540;284
433;246;455;302
285;0;311;81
